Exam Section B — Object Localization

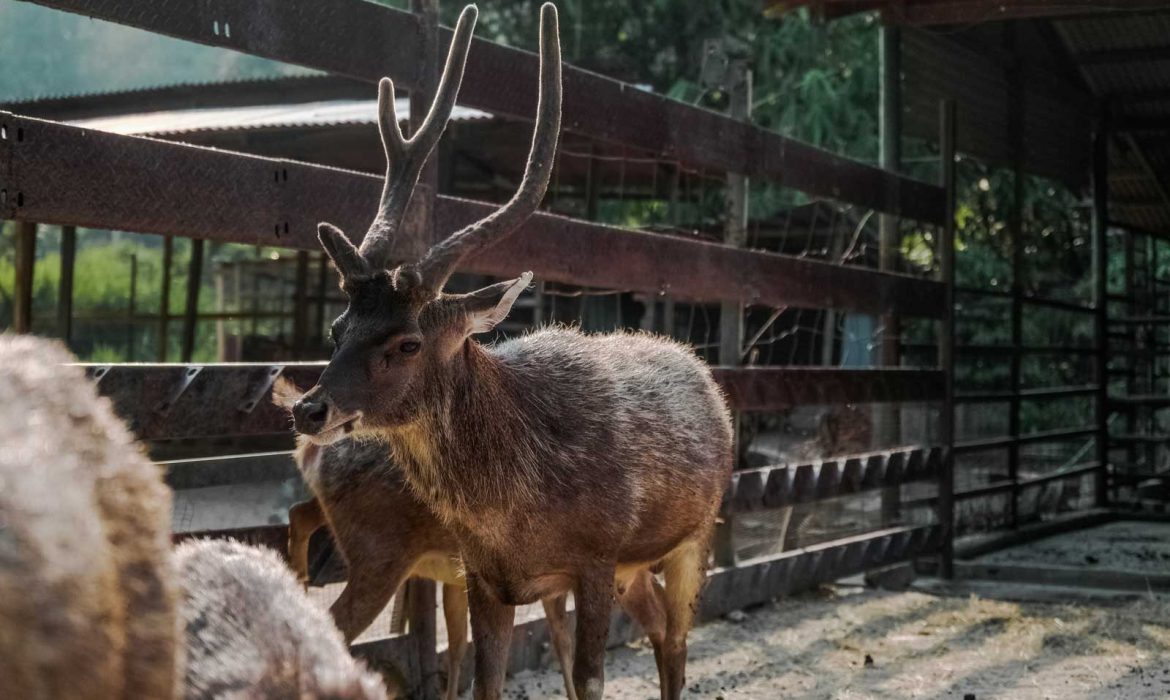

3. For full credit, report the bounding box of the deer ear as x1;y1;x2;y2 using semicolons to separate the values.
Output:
462;272;533;335
318;223;370;278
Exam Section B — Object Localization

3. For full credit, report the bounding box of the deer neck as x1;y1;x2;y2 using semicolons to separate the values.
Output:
385;340;528;520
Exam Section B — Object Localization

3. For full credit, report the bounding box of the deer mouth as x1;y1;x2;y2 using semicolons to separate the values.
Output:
309;413;362;446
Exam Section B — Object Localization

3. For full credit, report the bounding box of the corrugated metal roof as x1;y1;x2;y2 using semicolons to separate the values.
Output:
67;97;491;137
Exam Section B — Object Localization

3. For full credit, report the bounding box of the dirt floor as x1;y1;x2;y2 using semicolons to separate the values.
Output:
501;584;1170;699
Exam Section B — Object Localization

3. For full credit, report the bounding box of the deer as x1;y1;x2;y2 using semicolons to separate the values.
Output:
289;4;733;699
0;336;178;700
176;539;389;700
273;378;578;700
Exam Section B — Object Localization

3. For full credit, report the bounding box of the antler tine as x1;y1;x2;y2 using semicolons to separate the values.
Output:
416;2;562;292
359;4;479;270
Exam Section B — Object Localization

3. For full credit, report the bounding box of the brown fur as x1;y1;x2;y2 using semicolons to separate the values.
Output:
176;539;388;700
275;379;578;700
0;335;178;700
295;5;732;698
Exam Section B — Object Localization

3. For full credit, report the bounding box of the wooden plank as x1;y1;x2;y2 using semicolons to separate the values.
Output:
16;0;944;222
0;112;947;317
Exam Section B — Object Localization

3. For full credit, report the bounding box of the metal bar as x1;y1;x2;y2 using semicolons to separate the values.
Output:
1093;109;1111;509
57;224;75;343
12;221;36;333
13;0;944;223
957;385;1099;403
0;112;947;318
938;99;956;579
878;22;904;458
955;426;1098;454
725;445;945;513
292;251;310;359
78;363;945;441
181;238;204;363
127;254;137;360
714;62;751;569
407;1;440;694
1007;36;1024;530
158;236;173;362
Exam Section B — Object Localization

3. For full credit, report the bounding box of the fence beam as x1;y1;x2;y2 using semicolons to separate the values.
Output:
15;0;943;223
0;112;948;318
181;238;204;363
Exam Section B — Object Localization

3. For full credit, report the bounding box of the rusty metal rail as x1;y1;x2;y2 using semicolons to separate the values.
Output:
83;363;946;441
18;0;944;223
0;111;946;316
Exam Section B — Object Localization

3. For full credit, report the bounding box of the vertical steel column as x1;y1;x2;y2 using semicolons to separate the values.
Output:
315;252;329;348
407;1;440;696
57;225;76;344
1006;34;1024;529
157;235;174;361
181;238;204;362
293;251;310;358
1092;110;1111;508
127;254;138;360
1124;229;1137;472
878;20;903;525
938;100;957;579
13;222;36;334
714;64;752;569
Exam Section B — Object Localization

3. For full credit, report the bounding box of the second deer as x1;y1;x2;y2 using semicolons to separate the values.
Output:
275;379;577;700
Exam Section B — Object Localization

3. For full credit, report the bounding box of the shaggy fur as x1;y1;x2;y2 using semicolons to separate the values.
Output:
276;379;578;700
295;5;733;698
176;539;388;700
0;335;178;700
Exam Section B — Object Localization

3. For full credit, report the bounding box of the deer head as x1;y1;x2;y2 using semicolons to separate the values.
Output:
293;3;561;443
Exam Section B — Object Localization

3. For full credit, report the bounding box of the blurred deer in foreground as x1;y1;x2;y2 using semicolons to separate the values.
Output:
0;337;178;700
274;379;578;700
289;4;733;699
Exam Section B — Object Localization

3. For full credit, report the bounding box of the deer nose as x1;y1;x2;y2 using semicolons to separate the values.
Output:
292;395;330;435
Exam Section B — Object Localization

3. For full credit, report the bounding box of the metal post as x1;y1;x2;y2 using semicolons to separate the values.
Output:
157;236;173;361
215;266;226;361
181;238;204;362
1006;36;1024;529
13;222;36;334
938;100;957;579
878;22;903;525
406;0;440;695
293;251;310;358
315;252;329;348
127;254;138;360
57;225;76;344
1092;108;1111;508
714;60;751;569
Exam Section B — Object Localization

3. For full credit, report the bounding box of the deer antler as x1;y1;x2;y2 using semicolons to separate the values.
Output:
414;2;562;293
357;4;479;271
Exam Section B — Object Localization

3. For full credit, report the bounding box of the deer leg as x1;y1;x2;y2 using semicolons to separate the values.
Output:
441;582;469;700
616;569;669;699
573;566;616;700
331;557;415;644
466;574;515;700
660;540;707;700
541;593;578;700
287;498;325;588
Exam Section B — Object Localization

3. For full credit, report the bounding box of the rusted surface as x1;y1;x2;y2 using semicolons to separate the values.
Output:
0;113;946;316
81;363;944;441
725;446;945;514
17;0;944;222
713;367;945;412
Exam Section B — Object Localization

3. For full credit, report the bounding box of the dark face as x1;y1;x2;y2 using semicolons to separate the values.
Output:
292;259;530;445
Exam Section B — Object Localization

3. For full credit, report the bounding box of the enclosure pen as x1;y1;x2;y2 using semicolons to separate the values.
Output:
0;0;953;696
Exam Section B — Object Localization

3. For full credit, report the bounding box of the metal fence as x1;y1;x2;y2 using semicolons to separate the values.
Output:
1;0;955;695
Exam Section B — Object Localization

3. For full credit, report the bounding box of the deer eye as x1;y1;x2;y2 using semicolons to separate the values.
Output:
399;340;421;355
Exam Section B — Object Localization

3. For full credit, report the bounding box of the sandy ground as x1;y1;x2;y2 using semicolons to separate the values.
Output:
499;585;1170;700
